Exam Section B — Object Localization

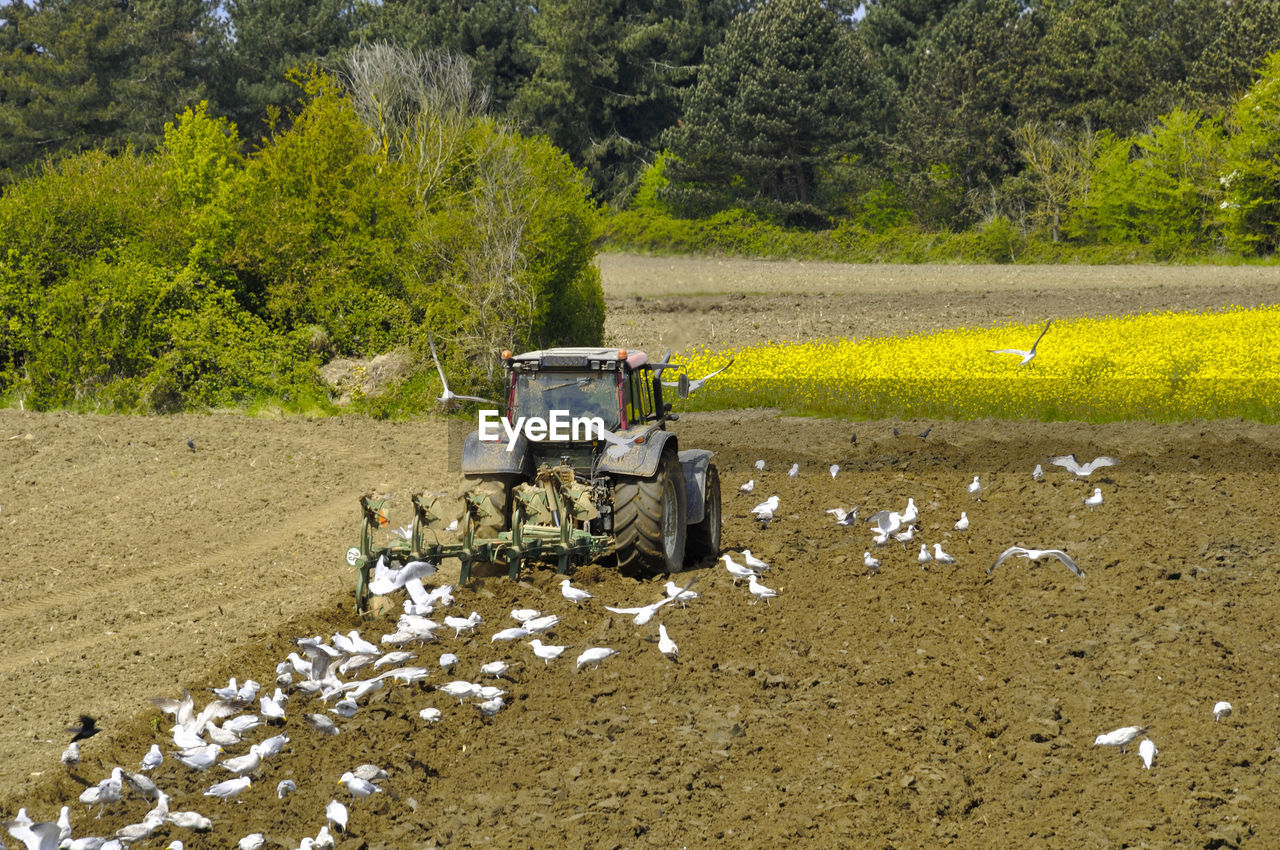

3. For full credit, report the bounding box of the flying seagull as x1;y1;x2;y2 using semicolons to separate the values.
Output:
988;546;1084;578
1048;454;1121;478
428;332;499;407
663;358;734;399
990;320;1052;366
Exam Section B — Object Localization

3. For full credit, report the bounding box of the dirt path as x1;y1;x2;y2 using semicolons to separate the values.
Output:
3;256;1279;848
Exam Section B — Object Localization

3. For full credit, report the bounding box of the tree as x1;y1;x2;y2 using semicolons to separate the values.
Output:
514;0;737;202
1183;0;1280;110
1218;52;1280;256
663;0;890;224
361;0;534;114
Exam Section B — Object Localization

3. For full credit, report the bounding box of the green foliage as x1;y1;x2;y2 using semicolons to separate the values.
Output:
1218;52;1280;255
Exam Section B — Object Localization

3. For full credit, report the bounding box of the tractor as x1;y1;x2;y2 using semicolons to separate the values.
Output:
348;347;722;612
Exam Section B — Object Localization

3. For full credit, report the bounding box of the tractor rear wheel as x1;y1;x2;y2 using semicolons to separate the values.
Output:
686;462;721;563
613;451;687;575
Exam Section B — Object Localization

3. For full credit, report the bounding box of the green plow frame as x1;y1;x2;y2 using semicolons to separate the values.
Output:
348;465;612;614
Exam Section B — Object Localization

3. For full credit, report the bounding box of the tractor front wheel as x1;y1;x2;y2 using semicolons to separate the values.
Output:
613;451;687;575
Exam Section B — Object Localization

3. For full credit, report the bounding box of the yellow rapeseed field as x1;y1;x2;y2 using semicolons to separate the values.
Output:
671;306;1280;422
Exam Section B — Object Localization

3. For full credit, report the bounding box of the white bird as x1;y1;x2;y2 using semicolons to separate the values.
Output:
918;544;932;565
369;559;440;597
893;525;916;547
222;714;261;735
480;660;511;678
166;806;213;831
354;763;389;782
418;707;442;723
932;543;956;565
864;551;881;570
746;574;778;605
1032;463;1044;481
741;550;770;571
954;512;969;531
739;479;754;494
204;776;251;801
429;332;499;406
866;510;903;537
491;626;531;642
327;799;348;832
988;546;1084;578
989;319;1052;366
575;647;618;671
1138;738;1157;769
260;694;286;721
3;818;59;850
79;767;124;814
1213;701;1233;721
826;507;858;525
901;498;919;524
511;608;541;623
61;741;80;768
175;745;223;771
1084;487;1104;508
338;771;381;799
604;595;675;626
276;780;296;799
1048;454;1121;478
257;733;289;758
1094;725;1147;752
787;463;799;478
439;652;459;670
305;713;340;735
750;495;779;526
220;746;262;777
595;426;646;459
444;611;483;638
314;826;335;850
437;681;481;703
721;553;757;585
529;639;568;665
476;696;506;718
664;580;699;606
754;459;765;471
968;475;981;497
374;650;415;669
662;358;733;397
115;810;165;844
561;579;593;605
829;464;839;479
658;624;679;661
238;834;265;850
329;698;359;719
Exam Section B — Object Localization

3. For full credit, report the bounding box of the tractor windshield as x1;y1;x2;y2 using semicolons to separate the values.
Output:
511;371;621;432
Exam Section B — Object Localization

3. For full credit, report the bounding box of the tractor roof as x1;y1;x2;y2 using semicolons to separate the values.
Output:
509;347;648;370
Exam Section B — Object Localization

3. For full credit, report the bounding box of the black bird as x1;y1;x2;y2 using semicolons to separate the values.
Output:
68;715;100;742
892;427;899;437
849;432;856;444
187;438;195;452
918;427;931;440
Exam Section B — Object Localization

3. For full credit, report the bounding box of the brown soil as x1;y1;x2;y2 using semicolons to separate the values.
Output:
3;258;1279;848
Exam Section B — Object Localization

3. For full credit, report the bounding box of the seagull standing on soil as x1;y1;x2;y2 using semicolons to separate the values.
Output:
755;459;765;471
830;464;840;479
338;772;381;800
575;647;618;671
968;476;982;498
739;479;754;494
529;639;569;666
954;512;969;531
61;741;80;769
747;574;779;605
1033;463;1044;481
327;799;348;832
741;550;770;571
1094;726;1147;753
1084;488;1104;509
722;554;758;585
658;625;679;661
664;580;699;606
561;579;593;605
204;776;251;801
1138;738;1158;769
918;544;932;565
932;543;956;565
1213;701;1233;722
990;319;1052;366
788;463;799;478
864;551;881;571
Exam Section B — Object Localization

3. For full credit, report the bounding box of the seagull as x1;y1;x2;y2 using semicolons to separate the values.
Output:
439;652;459;670
476;696;506;718
491;626;532;642
754;459;765;471
749;495;779;526
1084;487;1103;508
260;694;286;721
338;771;382;799
1138;738;1157;769
990;319;1052;366
864;551;881;570
893;525;916;547
787;463;799;478
327;799;348;832
604;581;688;625
204;776;251;801
830;464;839;479
664;580;699;606
354;764;389;782
418;707;443;723
61;741;80;769
175;744;223;771
741;550;770;571
305;713;341;735
954;512;969;531
968;475;981;498
918;544;932;565
166;806;213;831
238;834;265;850
739;479;754;494
932;543;956;565
561;579;593;605
276;780;297;799
1093;725;1147;753
1048;454;1121;478
866;510;904;537
141;744;163;772
662;358;733;398
510;608;541;623
437;681;481;703
901;498;918;524
988;546;1084;578
721;553;757;585
444;611;483;638
746;574;778;605
575;647;618;671
1213;701;1233;721
594;426;645;459
826;507;858;525
219;746;262;777
1032;463;1044;481
480;660;511;678
3;818;59;850
658;624;679;661
529;639;569;665
68;715;100;743
429;332;499;406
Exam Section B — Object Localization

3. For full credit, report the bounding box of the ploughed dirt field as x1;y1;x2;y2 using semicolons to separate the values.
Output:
3;258;1280;848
